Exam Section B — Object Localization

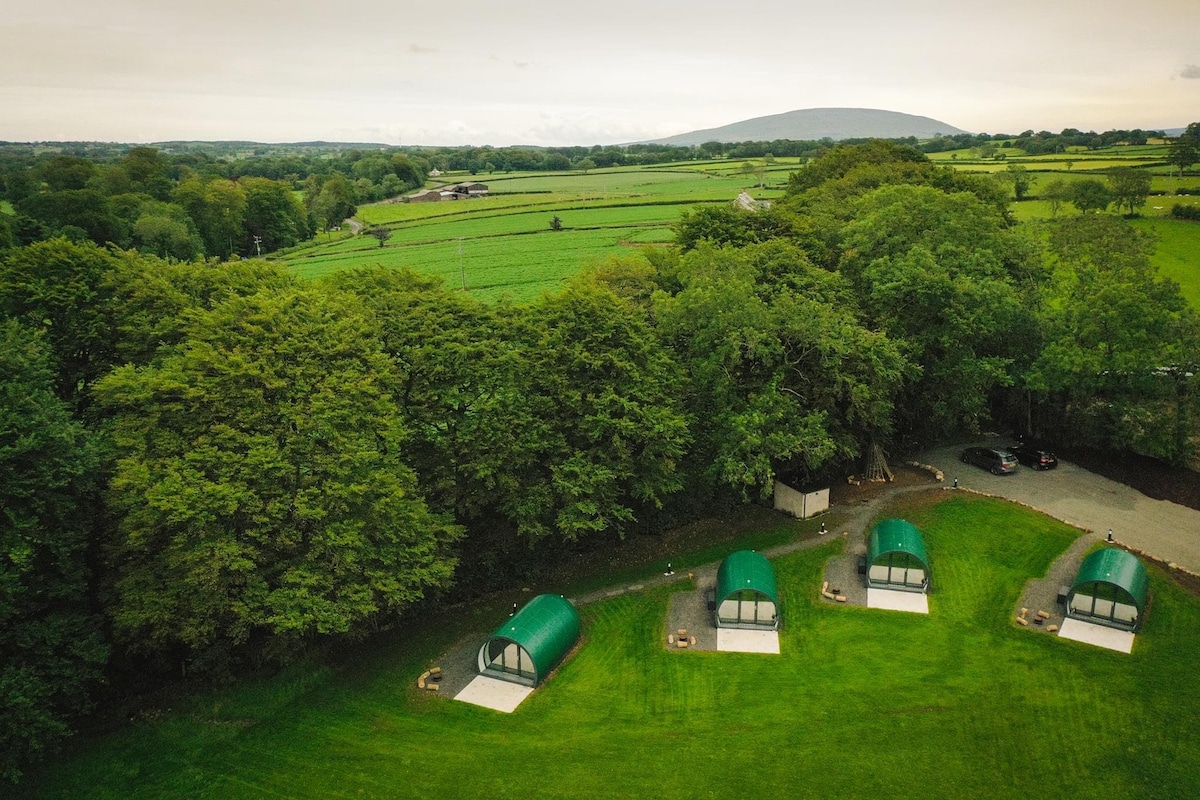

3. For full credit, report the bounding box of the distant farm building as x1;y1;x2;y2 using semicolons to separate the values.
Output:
429;168;442;177
714;550;780;630
451;181;489;197
476;594;580;687
405;182;488;203
865;519;930;593
735;191;771;211
1066;548;1148;631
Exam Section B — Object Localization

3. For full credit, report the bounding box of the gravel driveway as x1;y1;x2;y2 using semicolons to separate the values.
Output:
922;440;1200;574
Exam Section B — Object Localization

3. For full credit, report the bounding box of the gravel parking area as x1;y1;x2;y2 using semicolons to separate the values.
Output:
921;440;1200;575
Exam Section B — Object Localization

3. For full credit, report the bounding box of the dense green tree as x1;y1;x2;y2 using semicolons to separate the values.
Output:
506;282;690;540
324;269;532;526
309;173;356;232
998;164;1032;200
674;204;818;254
1107;167;1153;216
368;226;391;247
131;200;205;261
0;321;106;783
104;255;295;368
785;140;929;195
654;243;906;493
36;156;97;192
14;190;125;246
1028;215;1200;462
96;286;460;666
351;155;393;184
85;164;133;197
120;147;173;200
390;154;424;191
0;238;121;409
1;169;38;205
1041;178;1072;217
1067;179;1112;213
1167;123;1199;177
240;177;310;253
840;185;1039;438
172;177;247;259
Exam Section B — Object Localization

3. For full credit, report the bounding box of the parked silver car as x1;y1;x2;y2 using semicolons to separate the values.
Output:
960;446;1019;475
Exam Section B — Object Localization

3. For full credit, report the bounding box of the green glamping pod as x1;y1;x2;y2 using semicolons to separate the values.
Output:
866;519;930;593
477;594;581;687
714;550;780;630
1066;548;1149;631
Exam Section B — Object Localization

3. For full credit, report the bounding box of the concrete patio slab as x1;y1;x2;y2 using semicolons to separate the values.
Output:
867;588;930;614
1057;618;1135;654
716;629;780;654
454;675;535;713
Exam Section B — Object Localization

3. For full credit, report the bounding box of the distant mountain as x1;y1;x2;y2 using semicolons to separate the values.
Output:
648;108;970;145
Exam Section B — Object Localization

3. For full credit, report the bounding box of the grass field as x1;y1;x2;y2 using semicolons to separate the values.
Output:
273;149;1198;304
1131;217;1200;308
25;493;1200;799
289;226;675;299
279;165;783;299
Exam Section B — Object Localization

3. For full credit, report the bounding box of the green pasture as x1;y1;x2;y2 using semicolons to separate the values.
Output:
958;159;1160;174
279;163;787;296
24;493;1200;799
470;168;746;197
288;225;671;299
1131;217;1200;309
276;151;1195;301
327;204;691;253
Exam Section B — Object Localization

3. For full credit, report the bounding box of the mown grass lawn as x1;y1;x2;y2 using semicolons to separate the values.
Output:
25;493;1200;799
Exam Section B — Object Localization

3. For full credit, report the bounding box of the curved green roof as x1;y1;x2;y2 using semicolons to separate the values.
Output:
716;550;779;606
1071;548;1149;615
485;594;580;685
867;518;930;569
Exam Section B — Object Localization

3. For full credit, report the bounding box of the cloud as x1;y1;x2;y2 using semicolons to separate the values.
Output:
409;44;437;55
513;61;530;69
1180;64;1200;79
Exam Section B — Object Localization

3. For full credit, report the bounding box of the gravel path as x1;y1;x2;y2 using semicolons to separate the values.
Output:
1011;531;1101;635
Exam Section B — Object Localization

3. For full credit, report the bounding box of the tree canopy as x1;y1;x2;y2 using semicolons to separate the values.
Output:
0;320;105;781
96;286;461;664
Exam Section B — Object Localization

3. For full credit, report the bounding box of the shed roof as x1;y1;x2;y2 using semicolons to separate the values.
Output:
867;518;930;568
486;594;580;682
716;550;779;605
1071;548;1149;613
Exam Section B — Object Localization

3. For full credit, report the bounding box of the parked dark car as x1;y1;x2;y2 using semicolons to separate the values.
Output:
960;446;1019;475
1008;441;1058;470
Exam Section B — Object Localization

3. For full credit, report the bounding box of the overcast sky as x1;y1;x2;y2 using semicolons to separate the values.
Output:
3;0;1198;145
